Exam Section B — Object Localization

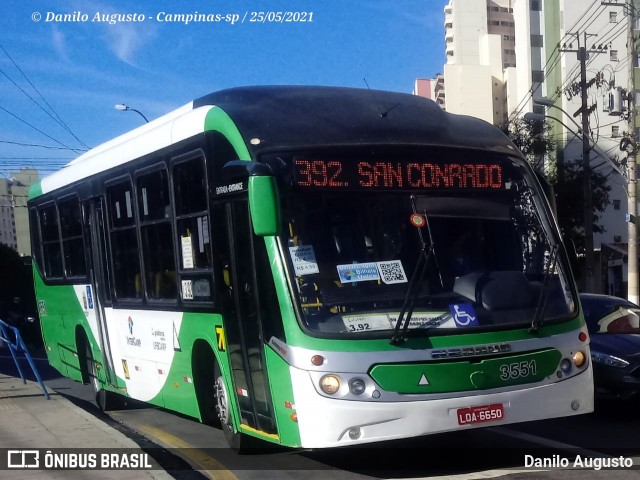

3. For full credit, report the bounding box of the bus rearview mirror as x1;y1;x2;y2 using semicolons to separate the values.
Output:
249;176;281;236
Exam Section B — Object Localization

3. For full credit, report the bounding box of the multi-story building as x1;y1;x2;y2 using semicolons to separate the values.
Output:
442;0;516;125
414;74;446;109
0;168;38;257
555;1;635;296
413;78;437;99
429;0;639;295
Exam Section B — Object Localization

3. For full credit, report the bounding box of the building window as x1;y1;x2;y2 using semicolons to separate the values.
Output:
612;125;620;138
613;199;621;210
610;12;618;23
491;20;500;26
531;34;543;48
531;0;541;11
610;50;619;61
532;70;545;83
533;105;546;115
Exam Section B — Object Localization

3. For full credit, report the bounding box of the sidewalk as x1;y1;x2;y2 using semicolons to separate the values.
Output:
0;373;174;479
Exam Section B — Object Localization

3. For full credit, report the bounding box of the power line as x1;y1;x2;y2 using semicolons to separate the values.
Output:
0;104;84;153
0;157;72;160
553;12;629;104
0;140;86;151
509;0;606;119
0;44;89;150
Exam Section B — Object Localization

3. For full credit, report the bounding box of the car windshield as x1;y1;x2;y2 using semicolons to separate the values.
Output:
274;148;576;337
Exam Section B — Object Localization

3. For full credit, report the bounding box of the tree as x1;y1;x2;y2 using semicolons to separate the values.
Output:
0;243;35;319
504;116;556;177
503;117;611;256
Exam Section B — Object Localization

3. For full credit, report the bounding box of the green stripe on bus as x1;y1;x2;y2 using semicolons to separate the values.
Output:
369;349;562;394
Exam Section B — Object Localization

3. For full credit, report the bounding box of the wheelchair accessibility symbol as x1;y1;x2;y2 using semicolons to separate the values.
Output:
449;303;479;327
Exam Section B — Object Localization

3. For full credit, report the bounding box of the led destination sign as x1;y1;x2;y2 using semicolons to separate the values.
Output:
293;159;503;190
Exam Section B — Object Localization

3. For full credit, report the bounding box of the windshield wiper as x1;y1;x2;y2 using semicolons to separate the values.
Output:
390;197;436;345
529;245;558;333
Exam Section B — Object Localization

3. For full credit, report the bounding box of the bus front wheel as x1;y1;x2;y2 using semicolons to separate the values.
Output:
214;364;245;450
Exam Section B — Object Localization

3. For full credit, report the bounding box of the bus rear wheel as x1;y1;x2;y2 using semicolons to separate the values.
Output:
214;364;246;450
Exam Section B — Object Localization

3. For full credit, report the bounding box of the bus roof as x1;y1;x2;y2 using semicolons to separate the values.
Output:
194;86;519;156
34;86;520;197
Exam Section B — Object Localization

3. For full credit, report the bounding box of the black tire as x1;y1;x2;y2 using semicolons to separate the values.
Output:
81;334;122;411
214;363;246;451
193;348;220;427
82;335;100;392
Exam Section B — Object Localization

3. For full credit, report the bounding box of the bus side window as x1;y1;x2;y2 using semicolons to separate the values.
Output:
58;196;87;278
106;180;142;300
172;153;213;303
29;208;44;275
136;167;177;301
39;203;64;279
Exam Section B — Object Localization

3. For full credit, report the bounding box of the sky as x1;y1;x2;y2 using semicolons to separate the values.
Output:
0;0;448;179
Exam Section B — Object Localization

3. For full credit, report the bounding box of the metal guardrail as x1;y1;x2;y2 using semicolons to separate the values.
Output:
0;318;49;399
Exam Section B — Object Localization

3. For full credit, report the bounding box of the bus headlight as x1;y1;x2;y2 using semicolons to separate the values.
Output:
320;375;341;395
573;350;587;368
349;378;366;395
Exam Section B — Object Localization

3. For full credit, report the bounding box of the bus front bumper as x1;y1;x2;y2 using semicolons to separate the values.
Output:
290;366;594;449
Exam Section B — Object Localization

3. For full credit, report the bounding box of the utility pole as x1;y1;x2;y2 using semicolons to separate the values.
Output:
626;0;638;303
560;32;601;292
579;42;596;293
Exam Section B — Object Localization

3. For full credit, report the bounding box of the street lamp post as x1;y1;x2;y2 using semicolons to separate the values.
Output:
114;104;149;123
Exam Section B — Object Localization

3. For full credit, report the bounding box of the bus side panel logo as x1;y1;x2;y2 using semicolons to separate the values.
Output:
122;359;130;379
86;286;94;309
37;300;47;317
215;325;226;352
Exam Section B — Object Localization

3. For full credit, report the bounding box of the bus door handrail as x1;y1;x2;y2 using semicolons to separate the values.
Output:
0;319;50;399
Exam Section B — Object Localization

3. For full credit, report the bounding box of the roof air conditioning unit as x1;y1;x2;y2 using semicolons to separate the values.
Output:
608;88;623;116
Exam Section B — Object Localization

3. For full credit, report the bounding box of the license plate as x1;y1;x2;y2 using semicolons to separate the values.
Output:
457;403;504;425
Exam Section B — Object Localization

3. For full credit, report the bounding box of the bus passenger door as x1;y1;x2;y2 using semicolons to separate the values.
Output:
214;198;278;437
85;198;117;387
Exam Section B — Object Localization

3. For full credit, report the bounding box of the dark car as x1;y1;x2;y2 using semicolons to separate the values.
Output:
580;293;640;400
0;296;41;349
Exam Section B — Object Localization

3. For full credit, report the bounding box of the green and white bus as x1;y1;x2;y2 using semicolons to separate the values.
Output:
28;86;593;449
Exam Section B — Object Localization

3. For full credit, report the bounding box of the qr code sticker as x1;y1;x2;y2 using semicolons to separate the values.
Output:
377;260;408;285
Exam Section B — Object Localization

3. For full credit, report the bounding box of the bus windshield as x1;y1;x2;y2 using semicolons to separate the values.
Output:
275;148;576;337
